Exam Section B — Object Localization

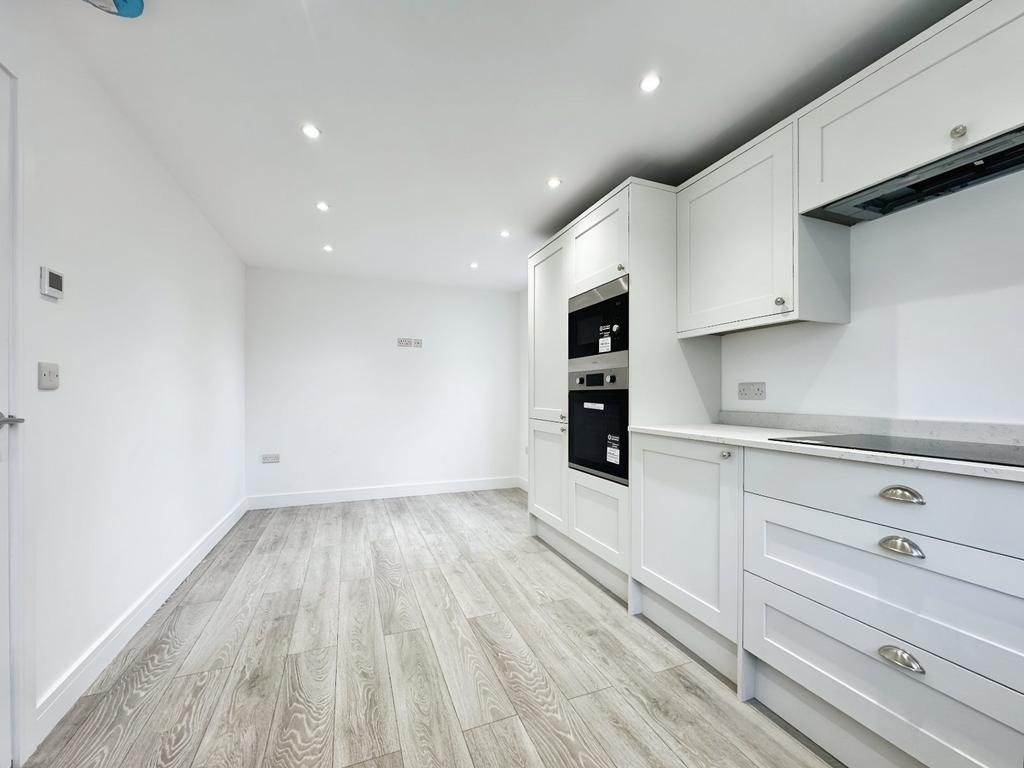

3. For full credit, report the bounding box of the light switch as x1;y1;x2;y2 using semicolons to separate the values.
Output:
38;362;60;390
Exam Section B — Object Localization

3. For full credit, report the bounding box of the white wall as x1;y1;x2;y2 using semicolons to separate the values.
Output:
246;268;520;503
722;171;1024;424
2;4;247;754
517;289;528;486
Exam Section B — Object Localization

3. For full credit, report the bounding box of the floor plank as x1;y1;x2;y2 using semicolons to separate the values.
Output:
340;502;373;580
119;669;229;768
290;545;342;654
23;694;100;767
263;647;336;768
313;503;344;549
265;507;318;593
470;612;614;768
335;578;400;766
570;687;685;768
48;601;216;768
386;499;438;571
439;558;498;618
409;569;513;729
384;628;474;768
463;716;544;768
370;538;425;635
351;753;404;768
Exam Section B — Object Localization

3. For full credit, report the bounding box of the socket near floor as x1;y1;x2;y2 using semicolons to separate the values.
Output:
738;381;766;401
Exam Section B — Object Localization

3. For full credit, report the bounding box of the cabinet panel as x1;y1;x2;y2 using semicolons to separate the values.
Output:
799;0;1024;212
677;125;794;333
569;188;628;297
568;469;629;571
630;434;740;640
528;235;568;422
528;419;568;533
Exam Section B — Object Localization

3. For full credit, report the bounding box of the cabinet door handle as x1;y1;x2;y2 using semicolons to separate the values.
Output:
878;485;925;505
878;535;925;559
774;296;786;306
616;263;625;272
949;123;968;139
720;450;732;459
878;645;925;674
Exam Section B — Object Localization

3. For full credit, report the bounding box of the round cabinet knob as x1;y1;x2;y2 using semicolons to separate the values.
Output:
616;263;625;271
720;450;732;459
611;324;620;333
605;374;616;384
575;377;584;385
949;123;968;139
774;296;786;306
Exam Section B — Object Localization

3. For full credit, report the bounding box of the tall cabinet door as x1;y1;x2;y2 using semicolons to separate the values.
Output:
631;434;741;641
676;124;794;334
569;188;628;297
528;235;568;422
529;419;568;533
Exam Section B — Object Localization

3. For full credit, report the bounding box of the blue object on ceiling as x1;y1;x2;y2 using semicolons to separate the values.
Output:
83;0;144;18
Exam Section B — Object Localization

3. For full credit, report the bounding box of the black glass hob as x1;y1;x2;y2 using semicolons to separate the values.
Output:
769;433;1024;468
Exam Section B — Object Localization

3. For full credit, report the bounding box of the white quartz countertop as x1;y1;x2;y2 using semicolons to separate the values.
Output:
629;424;1024;484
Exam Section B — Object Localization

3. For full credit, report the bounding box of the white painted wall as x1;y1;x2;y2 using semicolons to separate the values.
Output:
246;268;520;504
2;4;246;754
722;171;1024;423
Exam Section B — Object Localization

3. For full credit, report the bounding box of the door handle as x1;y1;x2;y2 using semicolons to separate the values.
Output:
0;411;24;427
878;535;925;559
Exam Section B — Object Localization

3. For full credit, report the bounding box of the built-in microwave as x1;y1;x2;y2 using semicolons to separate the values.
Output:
568;277;628;360
567;361;628;485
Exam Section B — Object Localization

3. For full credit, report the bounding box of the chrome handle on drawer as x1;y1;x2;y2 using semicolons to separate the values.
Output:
878;645;926;674
878;535;926;559
878;485;925;505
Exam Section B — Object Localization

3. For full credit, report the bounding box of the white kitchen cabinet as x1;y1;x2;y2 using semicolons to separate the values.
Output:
675;124;849;338
568;187;628;297
630;433;740;640
528;234;568;422
528;419;568;533
799;0;1024;214
568;469;629;571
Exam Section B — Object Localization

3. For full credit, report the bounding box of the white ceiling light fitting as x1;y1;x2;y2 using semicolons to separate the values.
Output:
302;123;322;139
322;244;334;253
316;201;330;212
499;229;511;238
547;177;561;189
469;262;479;269
639;72;661;93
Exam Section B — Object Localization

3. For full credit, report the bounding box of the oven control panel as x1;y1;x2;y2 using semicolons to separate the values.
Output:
568;366;628;391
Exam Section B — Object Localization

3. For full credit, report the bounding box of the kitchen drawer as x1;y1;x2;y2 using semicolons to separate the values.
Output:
744;493;1024;693
745;449;1024;560
568;469;629;571
799;0;1024;212
744;574;1024;768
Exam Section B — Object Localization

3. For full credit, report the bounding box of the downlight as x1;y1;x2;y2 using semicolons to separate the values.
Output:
81;0;144;18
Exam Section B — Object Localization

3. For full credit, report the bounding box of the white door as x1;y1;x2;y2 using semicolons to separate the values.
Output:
0;64;16;768
568;188;628;297
630;434;741;640
528;419;568;533
676;124;794;334
527;235;568;423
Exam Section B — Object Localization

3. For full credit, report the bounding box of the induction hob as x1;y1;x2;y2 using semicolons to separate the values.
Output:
768;433;1024;468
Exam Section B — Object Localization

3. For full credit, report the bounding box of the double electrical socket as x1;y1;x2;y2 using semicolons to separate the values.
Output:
737;381;766;401
261;453;280;464
397;337;423;348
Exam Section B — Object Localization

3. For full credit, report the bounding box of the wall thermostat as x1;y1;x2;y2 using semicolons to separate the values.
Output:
40;267;64;299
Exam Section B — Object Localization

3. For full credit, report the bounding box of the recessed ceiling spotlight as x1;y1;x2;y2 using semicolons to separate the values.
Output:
639;72;661;93
322;244;334;253
499;229;511;238
470;262;479;269
547;177;561;189
316;201;330;212
302;123;322;139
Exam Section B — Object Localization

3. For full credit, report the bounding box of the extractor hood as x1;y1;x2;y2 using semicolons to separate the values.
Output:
805;124;1024;226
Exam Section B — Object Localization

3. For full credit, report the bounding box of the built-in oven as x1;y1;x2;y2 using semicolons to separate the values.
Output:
567;359;628;485
568;277;628;360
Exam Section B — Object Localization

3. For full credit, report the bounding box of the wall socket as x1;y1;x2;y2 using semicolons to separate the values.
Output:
261;453;280;464
737;381;766;401
397;338;423;348
38;362;60;390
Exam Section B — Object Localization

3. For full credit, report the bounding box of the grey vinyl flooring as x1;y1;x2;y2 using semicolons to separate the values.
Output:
28;489;836;768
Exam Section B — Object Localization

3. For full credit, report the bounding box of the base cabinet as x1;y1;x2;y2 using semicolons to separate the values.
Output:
630;433;740;640
528;419;568;533
567;469;629;571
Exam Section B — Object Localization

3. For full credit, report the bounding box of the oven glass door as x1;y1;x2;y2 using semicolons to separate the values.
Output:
568;292;628;360
568;389;628;484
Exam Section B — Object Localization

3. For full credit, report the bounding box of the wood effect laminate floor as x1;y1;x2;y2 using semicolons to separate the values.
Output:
29;489;836;768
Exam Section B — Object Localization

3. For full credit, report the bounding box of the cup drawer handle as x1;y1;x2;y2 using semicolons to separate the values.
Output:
878;535;926;559
879;485;925;505
878;645;926;674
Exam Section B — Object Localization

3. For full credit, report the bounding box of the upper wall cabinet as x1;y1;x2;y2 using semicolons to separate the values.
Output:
799;0;1024;213
528;234;569;422
676;125;850;338
569;188;629;297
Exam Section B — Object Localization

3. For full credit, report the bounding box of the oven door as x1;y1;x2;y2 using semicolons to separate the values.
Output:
568;388;628;484
568;278;628;360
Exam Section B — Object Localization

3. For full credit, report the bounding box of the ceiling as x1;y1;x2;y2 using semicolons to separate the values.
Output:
54;0;969;289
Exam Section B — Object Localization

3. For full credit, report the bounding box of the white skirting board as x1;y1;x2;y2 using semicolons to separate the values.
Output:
533;519;628;600
248;476;522;509
30;496;249;751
